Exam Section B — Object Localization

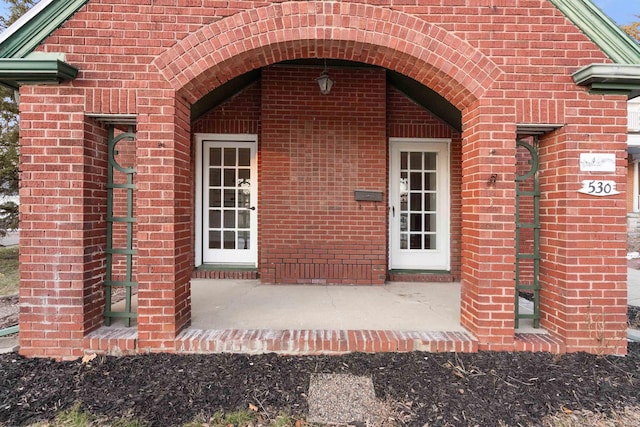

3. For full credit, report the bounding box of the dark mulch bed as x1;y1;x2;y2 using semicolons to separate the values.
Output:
2;344;640;427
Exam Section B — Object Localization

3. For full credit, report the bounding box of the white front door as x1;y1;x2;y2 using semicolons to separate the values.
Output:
389;138;450;270
199;136;258;265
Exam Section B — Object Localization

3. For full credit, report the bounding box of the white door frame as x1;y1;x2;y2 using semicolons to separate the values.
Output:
195;133;258;267
389;138;451;270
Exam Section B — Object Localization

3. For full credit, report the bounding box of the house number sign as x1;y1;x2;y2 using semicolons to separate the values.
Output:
578;180;619;196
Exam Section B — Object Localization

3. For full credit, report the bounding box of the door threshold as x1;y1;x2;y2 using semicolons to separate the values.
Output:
193;264;258;279
387;270;455;282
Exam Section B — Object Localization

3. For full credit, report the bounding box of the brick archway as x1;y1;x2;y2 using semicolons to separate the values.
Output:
152;1;502;111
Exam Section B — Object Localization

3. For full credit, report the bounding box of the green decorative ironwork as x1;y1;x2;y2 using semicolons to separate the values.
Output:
515;138;540;329
104;126;137;327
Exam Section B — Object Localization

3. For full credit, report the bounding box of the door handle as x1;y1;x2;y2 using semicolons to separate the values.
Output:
245;206;256;211
392;206;395;217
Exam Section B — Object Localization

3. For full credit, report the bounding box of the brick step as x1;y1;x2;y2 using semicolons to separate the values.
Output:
515;332;565;353
83;328;478;355
192;269;259;280
387;271;456;282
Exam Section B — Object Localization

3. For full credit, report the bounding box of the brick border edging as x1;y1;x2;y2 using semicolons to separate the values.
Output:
84;328;479;355
82;328;570;356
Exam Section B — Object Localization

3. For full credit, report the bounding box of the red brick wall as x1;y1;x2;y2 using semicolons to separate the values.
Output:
17;0;628;356
260;66;387;284
19;88;108;359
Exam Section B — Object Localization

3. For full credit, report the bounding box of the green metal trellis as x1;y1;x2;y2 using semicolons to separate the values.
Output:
515;137;540;329
104;126;137;327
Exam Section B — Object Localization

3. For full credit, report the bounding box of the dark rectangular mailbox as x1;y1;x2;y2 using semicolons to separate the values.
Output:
354;190;383;202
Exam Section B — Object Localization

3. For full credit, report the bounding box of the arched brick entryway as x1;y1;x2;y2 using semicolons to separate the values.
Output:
131;1;520;352
152;2;501;110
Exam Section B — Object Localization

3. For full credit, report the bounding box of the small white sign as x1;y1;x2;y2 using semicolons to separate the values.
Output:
579;153;616;172
578;180;619;196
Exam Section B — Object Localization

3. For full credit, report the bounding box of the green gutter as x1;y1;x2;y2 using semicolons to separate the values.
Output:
0;58;78;89
548;0;640;64
0;0;90;59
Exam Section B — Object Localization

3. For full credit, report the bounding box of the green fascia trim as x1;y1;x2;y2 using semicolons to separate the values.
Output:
573;64;640;90
0;58;78;89
0;0;89;59
548;0;640;64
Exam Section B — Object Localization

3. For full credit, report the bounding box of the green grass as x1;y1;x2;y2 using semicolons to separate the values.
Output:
0;246;18;296
23;407;307;427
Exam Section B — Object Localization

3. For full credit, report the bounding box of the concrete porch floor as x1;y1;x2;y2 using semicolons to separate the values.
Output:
188;279;466;331
81;280;557;355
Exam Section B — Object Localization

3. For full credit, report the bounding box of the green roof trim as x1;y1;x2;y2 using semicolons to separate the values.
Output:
0;0;89;59
573;64;640;98
0;0;88;88
0;58;78;89
548;0;640;64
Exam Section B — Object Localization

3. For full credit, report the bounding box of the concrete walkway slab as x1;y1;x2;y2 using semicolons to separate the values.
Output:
629;268;640;307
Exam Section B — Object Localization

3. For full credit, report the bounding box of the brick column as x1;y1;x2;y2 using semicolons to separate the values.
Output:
136;90;192;351
459;99;517;351
19;86;107;359
538;106;628;355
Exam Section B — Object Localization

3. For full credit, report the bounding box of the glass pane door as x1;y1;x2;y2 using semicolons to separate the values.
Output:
203;140;257;265
390;139;449;270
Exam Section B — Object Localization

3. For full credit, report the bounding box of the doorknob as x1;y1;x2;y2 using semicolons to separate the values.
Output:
245;206;256;211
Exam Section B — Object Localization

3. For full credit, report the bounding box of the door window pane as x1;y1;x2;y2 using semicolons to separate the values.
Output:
238;231;250;249
409;193;422;211
424;153;437;170
238;190;250;208
425;214;436;232
410;172;422;190
425;173;436;191
424;193;436;212
224;189;235;207
210;189;221;208
238;148;250;166
223;210;235;228
209;231;221;249
425;234;436;250
209;210;221;228
410;234;422;249
224;148;236;166
400;152;408;170
210;148;221;166
238;211;250;229
224;169;236;187
224;231;235;249
410;213;422;232
209;169;221;187
410;152;422;170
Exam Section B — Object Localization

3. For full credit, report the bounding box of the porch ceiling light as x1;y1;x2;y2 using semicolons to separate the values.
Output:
316;67;334;95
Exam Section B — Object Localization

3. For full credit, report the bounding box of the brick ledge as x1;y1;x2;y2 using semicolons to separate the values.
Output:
515;332;565;353
83;328;478;355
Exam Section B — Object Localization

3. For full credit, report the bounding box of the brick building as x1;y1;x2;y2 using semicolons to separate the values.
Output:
1;0;639;359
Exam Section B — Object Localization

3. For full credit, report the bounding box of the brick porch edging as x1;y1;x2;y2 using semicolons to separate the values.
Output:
83;327;565;356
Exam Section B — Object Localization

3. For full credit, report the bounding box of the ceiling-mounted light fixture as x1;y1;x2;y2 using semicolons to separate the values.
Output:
316;61;334;95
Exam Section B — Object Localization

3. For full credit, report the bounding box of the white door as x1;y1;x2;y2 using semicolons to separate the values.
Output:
389;139;450;270
201;138;257;265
